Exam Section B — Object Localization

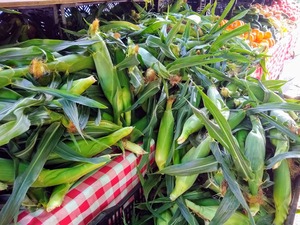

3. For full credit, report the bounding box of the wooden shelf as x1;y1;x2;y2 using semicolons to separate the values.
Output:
0;0;119;8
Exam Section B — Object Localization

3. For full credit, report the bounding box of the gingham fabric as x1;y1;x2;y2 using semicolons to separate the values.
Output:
16;144;155;225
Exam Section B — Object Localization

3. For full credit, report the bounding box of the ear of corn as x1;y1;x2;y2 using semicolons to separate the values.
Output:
33;161;108;187
89;19;123;125
0;158;27;183
207;85;230;120
270;110;299;135
115;48;133;126
227;109;246;129
234;129;249;153
60;75;96;95
269;128;290;169
244;115;266;215
130;115;148;142
46;183;73;212
64;126;134;158
170;135;213;201
156;209;173;225
185;199;251;225
121;139;148;155
0;87;22;100
177;109;208;144
155;96;175;171
273;159;291;225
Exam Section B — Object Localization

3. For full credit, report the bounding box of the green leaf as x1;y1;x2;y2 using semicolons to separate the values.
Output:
125;79;161;111
167;55;225;72
158;155;218;176
0;95;44;120
14;79;107;109
141;174;162;200
128;66;145;94
14;127;40;160
219;51;251;64
54;142;112;164
258;112;299;142
210;24;251;52
261;79;288;91
0;46;53;62
0;122;64;225
10;39;99;53
248;102;300;113
137;20;170;36
266;150;300;169
210;189;240;225
0;108;30;146
191;88;253;181
166;18;183;45
138;47;169;79
116;54;140;70
210;142;255;225
0;96;45;147
59;99;84;138
146;35;176;59
176;197;199;225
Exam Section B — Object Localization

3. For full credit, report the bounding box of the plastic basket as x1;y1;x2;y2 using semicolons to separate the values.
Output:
91;175;300;225
187;0;211;12
90;183;144;225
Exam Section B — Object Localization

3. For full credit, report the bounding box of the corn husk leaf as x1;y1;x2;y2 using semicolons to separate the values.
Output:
10;38;99;52
138;47;169;79
0;122;64;225
53;142;113;164
176;196;199;225
191;88;253;180
261;80;288;91
258;112;299;142
210;189;240;225
146;35;176;59
210;24;251;52
116;54;140;70
13;127;40;160
59;99;84;138
266;149;300;169
13;79;107;109
0;46;53;63
210;142;255;225
0;96;45;146
125;79;161;111
248;102;300;113
158;155;218;176
167;55;225;72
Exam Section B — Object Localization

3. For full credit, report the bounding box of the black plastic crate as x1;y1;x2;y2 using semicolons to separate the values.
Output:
91;175;300;225
90;184;144;225
187;0;212;12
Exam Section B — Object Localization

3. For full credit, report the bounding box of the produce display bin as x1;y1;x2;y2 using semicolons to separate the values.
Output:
16;144;155;225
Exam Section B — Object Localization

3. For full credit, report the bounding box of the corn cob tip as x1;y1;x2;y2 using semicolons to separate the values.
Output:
29;58;48;79
89;19;100;36
177;135;187;144
169;74;182;86
220;87;230;98
121;139;148;155
145;68;157;83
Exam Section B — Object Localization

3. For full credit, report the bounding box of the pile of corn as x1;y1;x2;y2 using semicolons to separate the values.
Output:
0;0;299;224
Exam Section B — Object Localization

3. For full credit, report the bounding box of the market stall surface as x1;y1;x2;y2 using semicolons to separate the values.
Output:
280;28;300;225
281;30;300;98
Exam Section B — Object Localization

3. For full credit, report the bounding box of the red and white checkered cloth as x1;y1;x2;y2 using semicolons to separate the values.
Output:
16;143;155;225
